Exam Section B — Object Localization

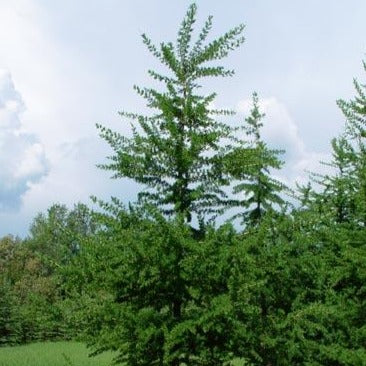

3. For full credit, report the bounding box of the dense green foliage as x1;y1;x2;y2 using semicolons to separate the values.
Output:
1;3;366;366
0;204;98;345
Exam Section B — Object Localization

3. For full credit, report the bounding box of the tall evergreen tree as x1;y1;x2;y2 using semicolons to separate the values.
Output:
225;93;285;225
337;60;366;142
337;60;366;225
97;3;245;224
311;136;357;224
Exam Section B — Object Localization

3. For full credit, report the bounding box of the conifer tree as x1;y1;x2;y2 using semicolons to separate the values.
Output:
97;3;245;224
312;136;357;223
337;60;366;224
225;93;285;225
337;60;366;142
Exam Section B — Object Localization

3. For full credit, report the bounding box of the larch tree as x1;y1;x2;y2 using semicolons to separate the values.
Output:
337;60;366;225
97;3;245;225
224;93;285;226
313;136;357;224
80;4;249;365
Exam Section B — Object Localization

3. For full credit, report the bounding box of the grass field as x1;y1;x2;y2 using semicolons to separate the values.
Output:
0;342;115;366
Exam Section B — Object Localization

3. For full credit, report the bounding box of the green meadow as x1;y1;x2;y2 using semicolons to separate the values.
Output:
0;342;115;366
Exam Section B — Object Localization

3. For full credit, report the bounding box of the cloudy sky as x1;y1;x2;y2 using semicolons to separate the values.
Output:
0;0;365;236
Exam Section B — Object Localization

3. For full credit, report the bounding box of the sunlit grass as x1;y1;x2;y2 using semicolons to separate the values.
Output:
0;341;115;366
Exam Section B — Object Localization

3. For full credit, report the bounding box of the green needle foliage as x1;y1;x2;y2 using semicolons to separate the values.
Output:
337;60;366;224
225;93;285;225
308;60;366;226
97;3;245;224
310;136;357;224
337;60;366;142
62;207;240;365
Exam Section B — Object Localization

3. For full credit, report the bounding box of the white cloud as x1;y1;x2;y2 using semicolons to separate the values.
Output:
14;143;46;179
0;1;119;236
237;96;331;187
19;136;139;224
0;70;47;211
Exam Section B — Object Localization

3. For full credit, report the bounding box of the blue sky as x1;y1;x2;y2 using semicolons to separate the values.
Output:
0;0;365;236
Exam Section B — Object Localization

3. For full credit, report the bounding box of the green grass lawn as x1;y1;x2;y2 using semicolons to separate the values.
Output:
0;342;115;366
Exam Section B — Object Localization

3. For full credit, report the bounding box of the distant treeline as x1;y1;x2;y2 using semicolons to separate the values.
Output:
0;203;97;345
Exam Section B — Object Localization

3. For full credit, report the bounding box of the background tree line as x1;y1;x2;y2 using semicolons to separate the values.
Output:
1;3;365;365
